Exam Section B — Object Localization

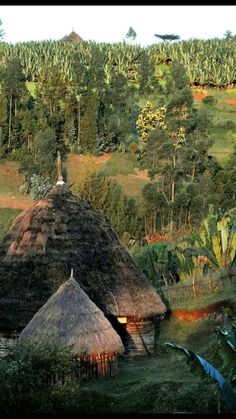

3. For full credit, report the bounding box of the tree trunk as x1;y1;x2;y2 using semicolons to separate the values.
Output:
153;209;157;233
77;96;81;146
8;95;12;152
15;99;17;118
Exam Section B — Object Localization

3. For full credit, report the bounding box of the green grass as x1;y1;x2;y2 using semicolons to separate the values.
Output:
74;315;226;414
0;208;22;238
100;152;139;176
111;174;149;197
194;88;236;164
171;288;236;311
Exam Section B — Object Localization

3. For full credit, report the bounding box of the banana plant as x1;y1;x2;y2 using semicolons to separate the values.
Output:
165;316;236;413
173;246;208;299
199;213;236;269
174;211;236;276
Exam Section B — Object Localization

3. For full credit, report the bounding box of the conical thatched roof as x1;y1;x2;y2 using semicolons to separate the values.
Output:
19;276;124;355
0;184;166;330
61;31;83;42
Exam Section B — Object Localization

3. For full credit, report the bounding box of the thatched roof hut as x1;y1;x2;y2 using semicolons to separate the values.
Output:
61;31;83;42
0;183;166;354
19;274;124;378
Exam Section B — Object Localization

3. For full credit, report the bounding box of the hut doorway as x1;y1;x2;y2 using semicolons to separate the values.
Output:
107;315;130;354
107;315;155;356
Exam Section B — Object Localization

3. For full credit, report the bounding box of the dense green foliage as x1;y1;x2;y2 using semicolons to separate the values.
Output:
73;170;144;242
0;340;81;414
0;36;236;239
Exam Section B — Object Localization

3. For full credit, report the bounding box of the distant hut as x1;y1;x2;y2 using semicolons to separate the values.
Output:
0;165;166;356
19;272;124;378
61;30;83;43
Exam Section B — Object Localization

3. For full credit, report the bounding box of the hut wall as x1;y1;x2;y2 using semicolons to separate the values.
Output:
125;318;155;356
0;332;18;357
48;352;118;385
78;352;118;379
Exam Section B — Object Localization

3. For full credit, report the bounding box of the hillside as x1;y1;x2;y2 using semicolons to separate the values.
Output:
0;86;236;241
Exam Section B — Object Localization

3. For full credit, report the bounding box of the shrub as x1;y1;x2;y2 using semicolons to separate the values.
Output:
0;339;80;414
29;174;52;200
202;95;218;105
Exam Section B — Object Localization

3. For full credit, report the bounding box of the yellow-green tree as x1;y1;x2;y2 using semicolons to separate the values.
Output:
136;100;166;150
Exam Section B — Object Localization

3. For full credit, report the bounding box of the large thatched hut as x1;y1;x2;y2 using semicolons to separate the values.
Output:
0;182;166;355
61;30;83;42
19;273;124;378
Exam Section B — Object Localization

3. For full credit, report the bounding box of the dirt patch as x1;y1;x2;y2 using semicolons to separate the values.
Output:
68;152;112;165
130;169;149;180
172;299;235;321
224;98;236;107
193;90;208;101
0;196;32;209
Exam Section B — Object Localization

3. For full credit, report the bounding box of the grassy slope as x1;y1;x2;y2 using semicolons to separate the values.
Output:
76;315;227;414
194;88;236;164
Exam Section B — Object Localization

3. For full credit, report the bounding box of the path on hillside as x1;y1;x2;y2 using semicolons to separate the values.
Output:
0;196;32;209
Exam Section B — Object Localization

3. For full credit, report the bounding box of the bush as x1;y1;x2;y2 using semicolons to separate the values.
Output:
202;95;218;105
0;339;80;414
29;174;52;200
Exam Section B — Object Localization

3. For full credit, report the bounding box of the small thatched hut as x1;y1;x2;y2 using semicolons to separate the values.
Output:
19;273;124;378
0;183;166;355
61;30;83;42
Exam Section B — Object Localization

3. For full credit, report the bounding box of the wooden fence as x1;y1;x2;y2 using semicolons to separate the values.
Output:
161;272;236;305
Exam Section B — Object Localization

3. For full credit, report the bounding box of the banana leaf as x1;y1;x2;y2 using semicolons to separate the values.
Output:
165;342;236;412
212;234;223;268
229;231;236;263
215;316;236;373
217;217;229;256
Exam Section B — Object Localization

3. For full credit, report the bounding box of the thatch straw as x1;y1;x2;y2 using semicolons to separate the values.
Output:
61;31;83;42
19;276;124;355
0;184;166;330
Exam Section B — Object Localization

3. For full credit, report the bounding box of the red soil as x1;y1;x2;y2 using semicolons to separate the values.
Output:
193;90;207;101
0;196;31;210
224;98;236;107
173;300;235;321
68;152;112;165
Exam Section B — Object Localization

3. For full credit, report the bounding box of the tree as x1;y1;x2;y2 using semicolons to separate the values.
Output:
98;72;136;152
0;19;4;40
154;34;180;43
126;27;137;41
0;57;27;152
212;145;236;211
36;65;67;118
139;61;216;234
80;90;98;153
136;100;167;152
73;171;143;241
19;127;57;185
224;30;233;40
